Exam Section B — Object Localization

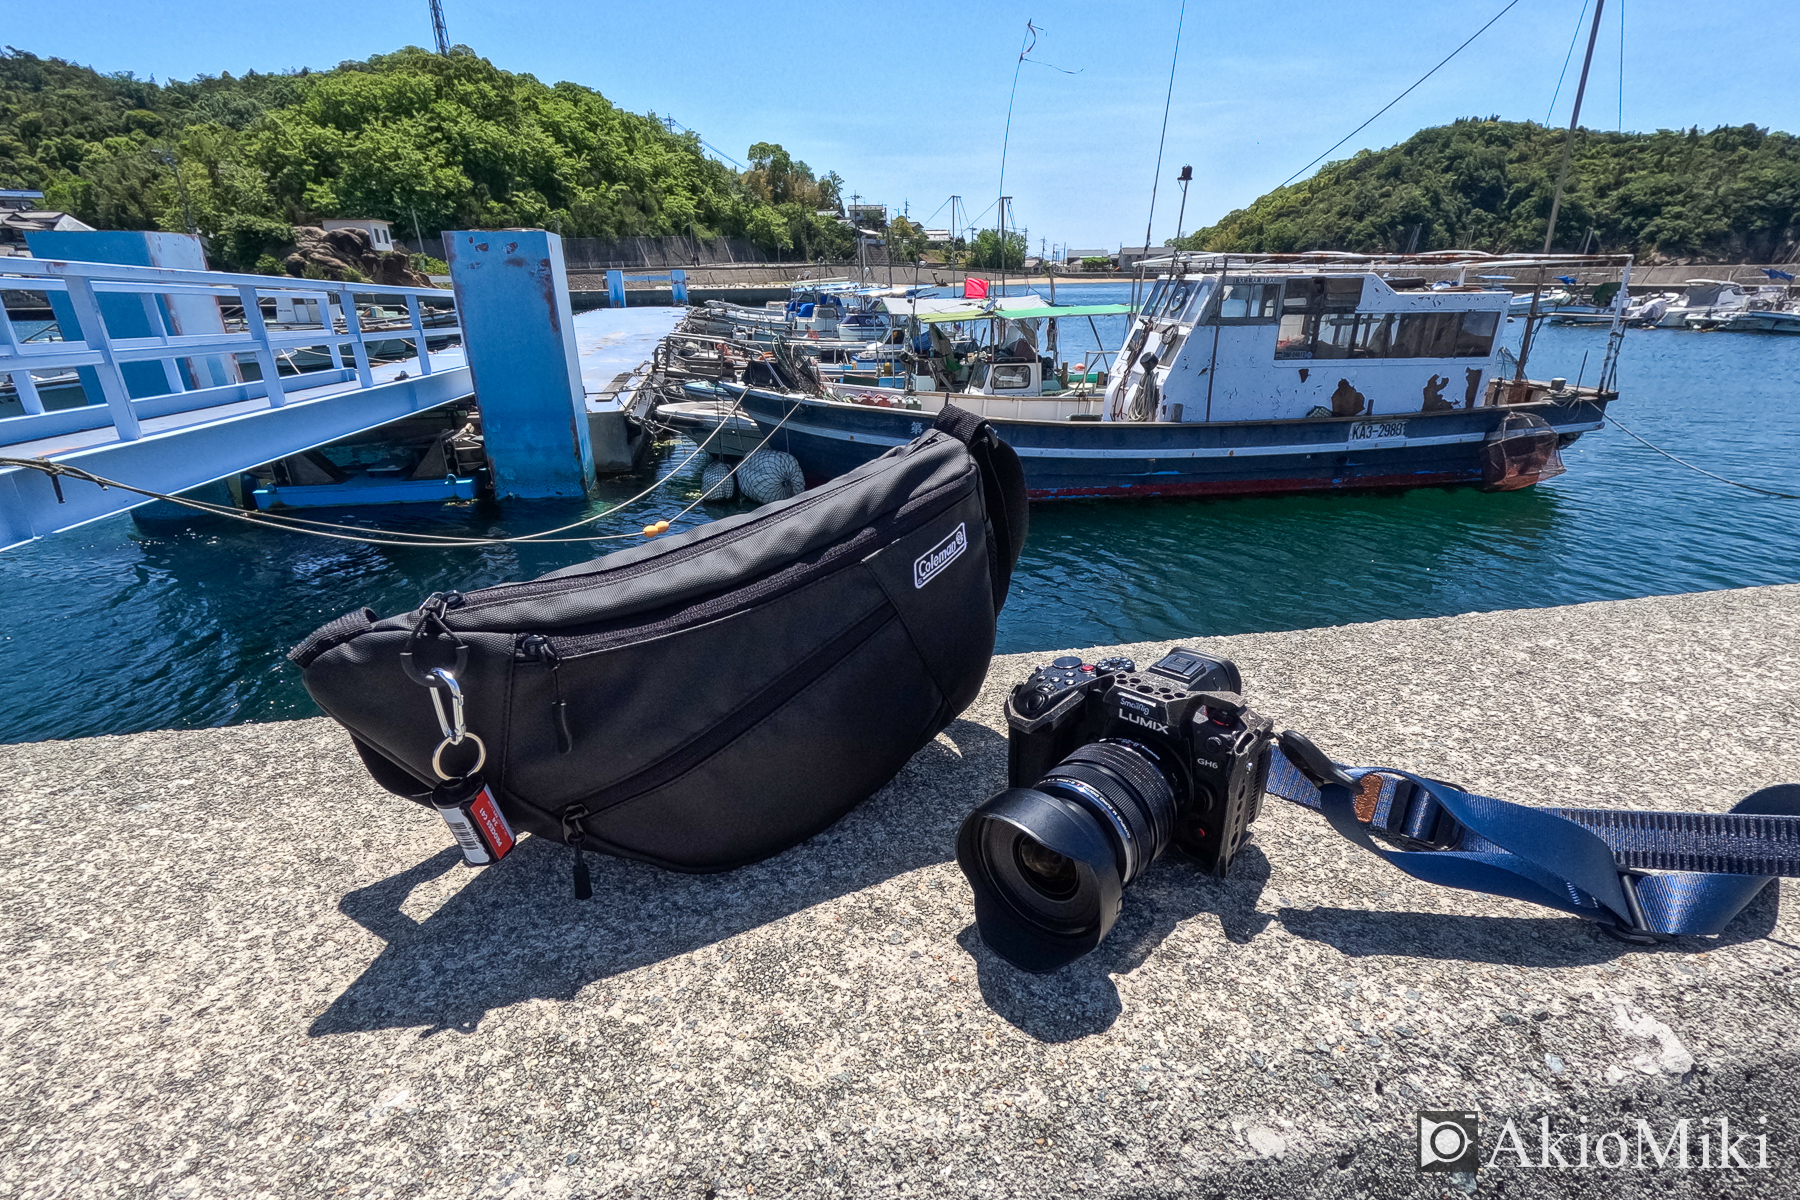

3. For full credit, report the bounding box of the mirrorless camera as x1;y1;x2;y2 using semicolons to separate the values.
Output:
955;649;1274;972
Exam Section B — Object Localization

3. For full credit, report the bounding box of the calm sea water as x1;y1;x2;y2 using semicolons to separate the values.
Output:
3;284;1797;744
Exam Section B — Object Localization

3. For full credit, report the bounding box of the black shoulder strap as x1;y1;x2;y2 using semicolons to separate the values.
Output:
935;404;1029;605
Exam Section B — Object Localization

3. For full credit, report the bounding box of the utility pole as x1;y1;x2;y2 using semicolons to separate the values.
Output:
948;195;960;275
429;0;451;54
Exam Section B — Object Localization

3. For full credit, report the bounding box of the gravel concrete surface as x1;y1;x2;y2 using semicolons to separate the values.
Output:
4;585;1800;1199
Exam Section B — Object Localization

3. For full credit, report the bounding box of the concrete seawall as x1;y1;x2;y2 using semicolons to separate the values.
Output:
4;585;1798;1197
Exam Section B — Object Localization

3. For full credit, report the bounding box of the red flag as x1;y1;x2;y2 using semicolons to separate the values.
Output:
962;277;989;299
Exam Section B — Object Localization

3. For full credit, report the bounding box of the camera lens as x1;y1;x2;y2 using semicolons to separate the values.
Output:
956;739;1181;972
1016;837;1078;898
1040;741;1177;885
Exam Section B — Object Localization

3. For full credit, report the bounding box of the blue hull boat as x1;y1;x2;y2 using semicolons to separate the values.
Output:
734;385;1607;499
723;252;1630;500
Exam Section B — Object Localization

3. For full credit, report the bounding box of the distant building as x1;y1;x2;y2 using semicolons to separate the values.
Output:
1116;246;1166;269
1066;247;1111;265
845;204;887;229
0;191;95;256
924;229;952;246
322;218;398;252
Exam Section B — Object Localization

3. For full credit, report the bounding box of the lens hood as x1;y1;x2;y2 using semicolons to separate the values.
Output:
955;787;1124;973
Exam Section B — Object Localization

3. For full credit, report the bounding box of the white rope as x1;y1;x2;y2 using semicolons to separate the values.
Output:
0;392;808;549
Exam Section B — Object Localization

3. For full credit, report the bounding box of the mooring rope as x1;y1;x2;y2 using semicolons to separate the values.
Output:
0;393;806;548
1607;413;1799;500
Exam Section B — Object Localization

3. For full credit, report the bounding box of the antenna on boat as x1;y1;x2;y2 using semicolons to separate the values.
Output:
1515;0;1607;391
428;0;451;54
995;22;1036;301
1138;1;1187;269
1173;165;1193;249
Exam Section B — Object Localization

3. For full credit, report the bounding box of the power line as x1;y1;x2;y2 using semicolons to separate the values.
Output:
658;116;744;169
1546;0;1591;124
1280;0;1522;189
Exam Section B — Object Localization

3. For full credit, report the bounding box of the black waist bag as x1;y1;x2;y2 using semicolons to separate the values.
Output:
290;406;1027;875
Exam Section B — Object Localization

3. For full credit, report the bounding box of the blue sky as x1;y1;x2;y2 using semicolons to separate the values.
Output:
9;1;1791;248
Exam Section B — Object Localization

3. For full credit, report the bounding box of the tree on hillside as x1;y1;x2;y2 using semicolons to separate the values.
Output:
740;142;852;260
1172;118;1800;262
0;46;854;267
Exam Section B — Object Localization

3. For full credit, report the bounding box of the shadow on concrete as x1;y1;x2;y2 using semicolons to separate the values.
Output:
1275;879;1781;964
312;719;1005;1037
958;847;1275;1044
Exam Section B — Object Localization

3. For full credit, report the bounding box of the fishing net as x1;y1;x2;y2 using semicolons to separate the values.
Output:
1481;411;1566;491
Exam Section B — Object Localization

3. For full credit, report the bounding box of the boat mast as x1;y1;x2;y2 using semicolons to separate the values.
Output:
998;197;1011;298
1138;2;1187;277
1515;0;1606;392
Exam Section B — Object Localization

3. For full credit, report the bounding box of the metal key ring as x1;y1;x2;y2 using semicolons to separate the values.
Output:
431;731;487;781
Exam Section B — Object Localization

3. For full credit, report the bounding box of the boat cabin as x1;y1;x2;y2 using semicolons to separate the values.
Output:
1104;267;1512;424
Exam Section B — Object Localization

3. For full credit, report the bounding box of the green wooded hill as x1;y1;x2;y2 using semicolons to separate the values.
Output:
1176;118;1800;262
0;46;855;270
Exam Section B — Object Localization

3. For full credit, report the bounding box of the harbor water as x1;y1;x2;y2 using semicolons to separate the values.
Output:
3;284;1797;744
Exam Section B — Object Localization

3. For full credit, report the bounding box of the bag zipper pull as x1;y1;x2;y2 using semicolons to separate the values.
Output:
562;804;593;901
522;635;572;754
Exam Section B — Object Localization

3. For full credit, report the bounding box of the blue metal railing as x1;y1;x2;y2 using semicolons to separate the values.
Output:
605;268;688;308
0;257;460;446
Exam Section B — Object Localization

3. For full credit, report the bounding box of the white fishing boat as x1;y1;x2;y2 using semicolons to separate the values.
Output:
1692;306;1800;335
689;282;934;341
735;252;1631;499
1644;279;1755;328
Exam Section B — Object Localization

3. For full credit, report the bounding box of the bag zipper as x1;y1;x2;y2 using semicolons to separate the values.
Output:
449;436;966;615
555;601;897;850
518;635;572;753
531;467;971;660
513;473;970;769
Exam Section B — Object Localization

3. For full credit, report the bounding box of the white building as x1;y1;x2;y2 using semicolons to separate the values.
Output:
322;218;398;252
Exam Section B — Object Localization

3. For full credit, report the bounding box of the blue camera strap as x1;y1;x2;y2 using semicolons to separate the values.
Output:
1265;745;1800;939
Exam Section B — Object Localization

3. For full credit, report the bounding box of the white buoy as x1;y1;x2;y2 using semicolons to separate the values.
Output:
699;458;737;502
737;450;805;504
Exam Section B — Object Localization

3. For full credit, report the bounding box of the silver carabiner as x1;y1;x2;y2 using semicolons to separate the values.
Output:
428;667;466;745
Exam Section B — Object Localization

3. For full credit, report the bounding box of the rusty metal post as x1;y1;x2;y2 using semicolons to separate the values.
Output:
445;229;598;499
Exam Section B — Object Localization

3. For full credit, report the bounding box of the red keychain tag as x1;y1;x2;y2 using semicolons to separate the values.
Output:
432;775;516;866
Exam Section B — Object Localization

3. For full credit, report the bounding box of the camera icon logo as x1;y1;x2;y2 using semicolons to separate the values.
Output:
1417;1111;1481;1172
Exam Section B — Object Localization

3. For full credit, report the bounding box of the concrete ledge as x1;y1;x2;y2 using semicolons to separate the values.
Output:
4;585;1800;1197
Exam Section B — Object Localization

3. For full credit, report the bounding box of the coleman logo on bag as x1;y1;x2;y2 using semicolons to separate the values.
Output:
914;524;968;589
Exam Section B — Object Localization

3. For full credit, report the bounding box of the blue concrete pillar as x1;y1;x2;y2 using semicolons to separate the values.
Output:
606;270;627;309
24;230;241;399
671;269;688;305
445;229;598;499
